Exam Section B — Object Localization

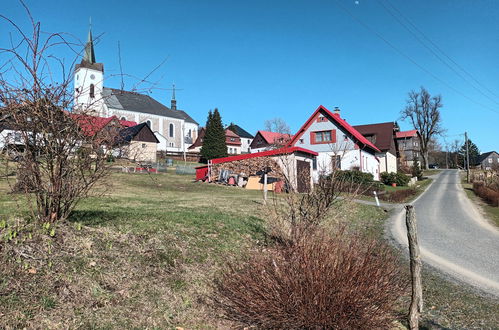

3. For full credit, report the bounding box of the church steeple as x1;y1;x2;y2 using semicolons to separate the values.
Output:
84;28;96;64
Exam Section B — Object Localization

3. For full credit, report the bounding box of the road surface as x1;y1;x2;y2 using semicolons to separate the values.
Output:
389;169;499;297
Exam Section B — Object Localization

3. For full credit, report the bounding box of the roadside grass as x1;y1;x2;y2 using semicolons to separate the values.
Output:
461;176;499;227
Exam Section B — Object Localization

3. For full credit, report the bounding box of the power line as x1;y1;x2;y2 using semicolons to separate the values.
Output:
378;0;499;106
333;0;499;115
383;0;499;100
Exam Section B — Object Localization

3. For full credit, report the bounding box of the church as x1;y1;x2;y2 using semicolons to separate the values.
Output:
73;28;198;152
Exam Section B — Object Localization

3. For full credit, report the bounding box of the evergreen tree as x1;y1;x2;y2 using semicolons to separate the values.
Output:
200;108;227;161
458;139;480;167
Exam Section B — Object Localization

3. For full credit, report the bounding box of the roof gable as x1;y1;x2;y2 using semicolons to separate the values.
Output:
118;123;159;144
353;122;396;152
231;124;254;139
477;151;498;163
287;105;380;153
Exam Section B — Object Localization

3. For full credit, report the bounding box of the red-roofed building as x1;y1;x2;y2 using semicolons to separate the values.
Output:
188;127;243;155
395;130;421;167
287;105;381;181
249;131;293;153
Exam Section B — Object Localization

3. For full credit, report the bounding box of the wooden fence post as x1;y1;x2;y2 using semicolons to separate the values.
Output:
405;205;423;330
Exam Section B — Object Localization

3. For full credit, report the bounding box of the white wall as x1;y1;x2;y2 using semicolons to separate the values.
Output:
240;138;253;153
74;67;104;114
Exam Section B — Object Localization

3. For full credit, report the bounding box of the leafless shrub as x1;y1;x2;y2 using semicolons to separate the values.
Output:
473;182;499;207
213;229;408;329
0;6;116;223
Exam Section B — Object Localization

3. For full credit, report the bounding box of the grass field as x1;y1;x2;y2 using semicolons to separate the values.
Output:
0;171;386;328
1;170;497;328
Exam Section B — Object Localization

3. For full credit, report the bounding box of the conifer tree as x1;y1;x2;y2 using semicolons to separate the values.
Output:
200;108;227;161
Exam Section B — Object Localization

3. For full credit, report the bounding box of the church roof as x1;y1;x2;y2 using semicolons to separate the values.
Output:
102;87;198;125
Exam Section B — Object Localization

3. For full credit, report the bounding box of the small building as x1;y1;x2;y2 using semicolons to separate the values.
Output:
188;127;243;155
116;123;160;162
250;131;292;153
286;105;380;181
228;124;254;153
353;122;399;173
476;151;499;170
395;130;421;167
195;146;317;193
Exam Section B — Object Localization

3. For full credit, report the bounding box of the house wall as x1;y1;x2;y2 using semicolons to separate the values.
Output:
378;152;397;173
295;113;379;180
240;138;253;153
227;145;242;155
274;153;314;192
126;141;157;162
481;152;499;170
74;67;105;113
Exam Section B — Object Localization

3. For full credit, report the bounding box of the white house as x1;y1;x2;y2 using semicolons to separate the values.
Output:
287;105;380;181
73;28;198;153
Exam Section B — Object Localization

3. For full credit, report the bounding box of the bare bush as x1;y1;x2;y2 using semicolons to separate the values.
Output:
213;229;408;329
473;182;499;207
0;6;115;222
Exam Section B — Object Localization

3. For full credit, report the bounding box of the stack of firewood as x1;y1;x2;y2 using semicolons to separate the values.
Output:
211;157;284;182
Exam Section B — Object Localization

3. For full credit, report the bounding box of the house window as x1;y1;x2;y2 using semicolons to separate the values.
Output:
414;141;418;147
312;158;317;170
299;139;304;144
488;158;493;163
146;120;151;129
121;117;126;121
169;123;174;137
311;130;336;144
142;143;146;148
188;129;192;137
89;84;95;98
248;139;251;144
230;138;235;142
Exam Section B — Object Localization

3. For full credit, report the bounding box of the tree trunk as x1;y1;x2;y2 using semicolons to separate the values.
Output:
405;205;423;330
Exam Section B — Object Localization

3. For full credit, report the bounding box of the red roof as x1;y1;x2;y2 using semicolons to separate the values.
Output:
396;130;418;138
72;114;137;136
208;146;318;165
287;105;381;153
257;131;293;144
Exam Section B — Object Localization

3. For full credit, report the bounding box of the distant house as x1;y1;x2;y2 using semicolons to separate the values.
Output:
354;122;399;173
188;127;242;154
116;122;160;162
287;106;380;181
395;130;421;167
228;124;254;153
250;131;292;153
476;151;499;170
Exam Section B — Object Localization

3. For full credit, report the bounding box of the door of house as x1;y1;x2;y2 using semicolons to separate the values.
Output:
296;160;311;193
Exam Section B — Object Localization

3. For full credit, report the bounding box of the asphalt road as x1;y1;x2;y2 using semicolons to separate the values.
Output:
389;169;499;297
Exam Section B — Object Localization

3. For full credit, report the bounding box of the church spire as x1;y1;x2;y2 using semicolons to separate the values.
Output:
83;23;96;64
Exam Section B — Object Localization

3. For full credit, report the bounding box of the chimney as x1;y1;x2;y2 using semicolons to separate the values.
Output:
334;107;341;116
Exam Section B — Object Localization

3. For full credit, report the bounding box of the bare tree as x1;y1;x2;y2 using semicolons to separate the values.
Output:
264;117;291;134
0;5;117;223
401;87;444;169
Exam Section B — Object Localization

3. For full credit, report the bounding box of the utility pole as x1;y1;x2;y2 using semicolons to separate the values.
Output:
465;132;470;183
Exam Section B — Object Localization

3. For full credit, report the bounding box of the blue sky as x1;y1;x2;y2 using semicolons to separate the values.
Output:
2;0;499;152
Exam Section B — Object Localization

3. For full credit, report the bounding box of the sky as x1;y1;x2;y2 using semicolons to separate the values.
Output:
2;0;499;152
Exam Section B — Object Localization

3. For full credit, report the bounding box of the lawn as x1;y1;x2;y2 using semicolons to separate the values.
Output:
0;170;497;328
0;170;385;328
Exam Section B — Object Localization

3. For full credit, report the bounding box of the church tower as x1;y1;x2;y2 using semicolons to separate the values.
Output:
74;27;105;115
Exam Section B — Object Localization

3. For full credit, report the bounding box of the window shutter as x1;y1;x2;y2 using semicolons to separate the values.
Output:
310;132;316;144
331;130;336;143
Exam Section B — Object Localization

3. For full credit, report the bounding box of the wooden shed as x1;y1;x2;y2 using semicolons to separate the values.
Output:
195;146;317;193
